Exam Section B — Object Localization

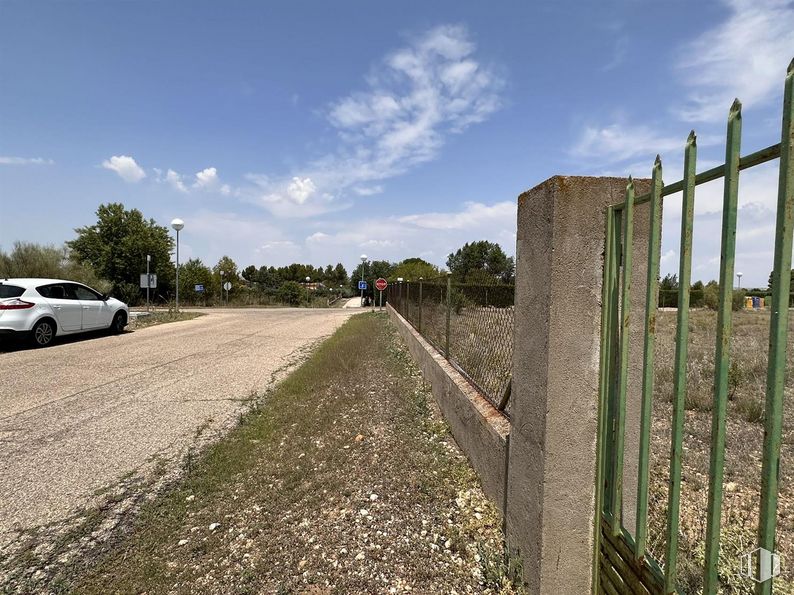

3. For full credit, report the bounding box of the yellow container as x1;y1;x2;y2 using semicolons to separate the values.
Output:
745;297;753;309
760;297;765;308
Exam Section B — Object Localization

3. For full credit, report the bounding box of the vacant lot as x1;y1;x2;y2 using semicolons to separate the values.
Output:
55;313;518;594
648;309;794;593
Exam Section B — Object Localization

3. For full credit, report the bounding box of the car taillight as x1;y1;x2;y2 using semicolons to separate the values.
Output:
0;299;34;310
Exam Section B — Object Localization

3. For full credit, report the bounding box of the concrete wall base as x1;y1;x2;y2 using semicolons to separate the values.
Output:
386;304;511;510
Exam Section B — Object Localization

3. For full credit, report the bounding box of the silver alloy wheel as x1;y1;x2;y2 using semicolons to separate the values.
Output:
35;322;53;345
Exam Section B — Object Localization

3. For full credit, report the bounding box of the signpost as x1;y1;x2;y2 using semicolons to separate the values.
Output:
140;273;157;312
195;284;204;292
375;278;387;310
145;255;151;311
358;280;368;290
223;281;231;305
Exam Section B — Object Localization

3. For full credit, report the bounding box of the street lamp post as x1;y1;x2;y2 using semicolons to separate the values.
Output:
360;254;367;306
170;219;184;312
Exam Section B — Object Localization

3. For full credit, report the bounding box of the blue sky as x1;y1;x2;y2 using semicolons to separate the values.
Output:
1;0;792;287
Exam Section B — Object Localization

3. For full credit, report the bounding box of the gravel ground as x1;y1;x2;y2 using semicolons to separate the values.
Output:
65;313;521;594
0;307;352;583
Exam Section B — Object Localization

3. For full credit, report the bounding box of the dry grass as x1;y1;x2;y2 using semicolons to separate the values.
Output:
647;309;794;593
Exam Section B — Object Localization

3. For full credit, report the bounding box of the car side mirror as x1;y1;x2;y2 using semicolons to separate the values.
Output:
101;294;109;301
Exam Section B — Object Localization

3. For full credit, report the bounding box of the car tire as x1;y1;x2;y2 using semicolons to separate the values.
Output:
31;319;56;348
110;311;127;334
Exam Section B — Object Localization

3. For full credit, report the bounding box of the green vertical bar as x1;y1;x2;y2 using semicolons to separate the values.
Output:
664;132;697;592
636;156;664;558
756;59;794;595
703;99;742;595
594;205;620;593
611;179;635;536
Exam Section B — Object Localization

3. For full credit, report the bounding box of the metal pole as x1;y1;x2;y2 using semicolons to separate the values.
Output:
445;272;451;358
379;289;383;311
175;230;180;312
146;254;151;312
360;262;365;306
406;281;410;321
418;277;423;332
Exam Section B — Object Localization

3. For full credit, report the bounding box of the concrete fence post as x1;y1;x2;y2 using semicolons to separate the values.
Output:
505;176;652;594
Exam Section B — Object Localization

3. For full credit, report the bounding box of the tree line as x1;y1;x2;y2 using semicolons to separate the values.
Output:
1;203;517;307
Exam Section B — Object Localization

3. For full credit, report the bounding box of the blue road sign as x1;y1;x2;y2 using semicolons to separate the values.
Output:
195;284;204;292
358;281;368;290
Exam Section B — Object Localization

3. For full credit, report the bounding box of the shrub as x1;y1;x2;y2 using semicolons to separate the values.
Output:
276;281;307;306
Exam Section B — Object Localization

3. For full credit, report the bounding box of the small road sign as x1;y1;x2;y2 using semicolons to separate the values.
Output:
375;278;387;291
140;273;157;289
223;281;232;291
195;284;204;292
358;281;368;290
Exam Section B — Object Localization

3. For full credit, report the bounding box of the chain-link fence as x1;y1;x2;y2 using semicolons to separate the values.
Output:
387;275;514;413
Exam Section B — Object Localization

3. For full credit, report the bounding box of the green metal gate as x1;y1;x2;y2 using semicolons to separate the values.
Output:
594;60;793;594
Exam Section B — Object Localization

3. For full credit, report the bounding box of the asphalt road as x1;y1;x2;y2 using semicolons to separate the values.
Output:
0;307;353;550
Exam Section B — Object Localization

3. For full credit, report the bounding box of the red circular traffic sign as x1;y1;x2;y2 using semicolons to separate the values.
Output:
375;278;388;291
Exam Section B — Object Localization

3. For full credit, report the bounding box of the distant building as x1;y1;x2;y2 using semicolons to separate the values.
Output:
302;282;326;292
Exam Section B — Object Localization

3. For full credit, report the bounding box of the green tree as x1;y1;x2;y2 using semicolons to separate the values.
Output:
68;203;174;301
241;265;257;282
0;241;109;292
446;241;514;283
179;258;214;304
768;268;794;291
333;263;348;285
350;260;394;292
392;257;440;282
0;241;66;278
659;273;679;308
277;281;307;305
213;256;239;301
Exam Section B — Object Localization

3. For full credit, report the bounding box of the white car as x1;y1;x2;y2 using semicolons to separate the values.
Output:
0;278;129;347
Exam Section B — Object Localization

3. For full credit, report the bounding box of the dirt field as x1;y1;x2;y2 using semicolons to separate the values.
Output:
648;309;794;593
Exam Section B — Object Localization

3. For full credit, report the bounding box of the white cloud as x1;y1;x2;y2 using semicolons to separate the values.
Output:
0;156;54;165
302;199;516;269
674;0;794;122
194;167;220;190
165;169;188;193
571;122;697;166
398;201;516;230
353;185;384;196
250;23;504;217
101;155;146;182
286;177;316;204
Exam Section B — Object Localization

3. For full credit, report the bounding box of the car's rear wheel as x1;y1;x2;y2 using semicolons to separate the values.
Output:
110;311;127;334
31;319;56;347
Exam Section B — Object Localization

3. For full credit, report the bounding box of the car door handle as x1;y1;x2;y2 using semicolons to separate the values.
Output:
53;305;61;310
83;306;90;309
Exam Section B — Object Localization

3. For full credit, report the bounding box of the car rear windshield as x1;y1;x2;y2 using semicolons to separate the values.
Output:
0;284;24;299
